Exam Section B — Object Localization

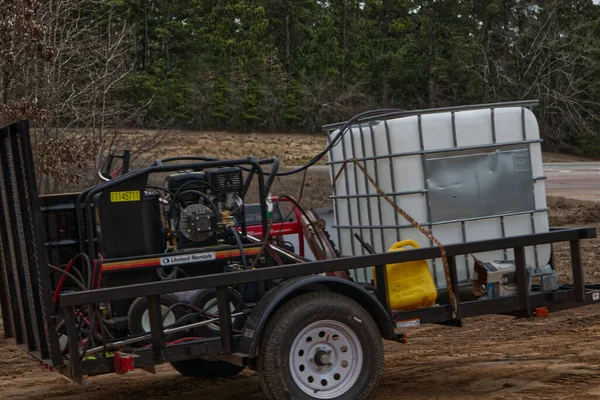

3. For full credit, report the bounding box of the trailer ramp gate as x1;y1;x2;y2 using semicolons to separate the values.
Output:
0;121;62;367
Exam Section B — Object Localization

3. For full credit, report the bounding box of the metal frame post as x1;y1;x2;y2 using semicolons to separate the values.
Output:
570;240;585;302
66;306;82;379
216;286;234;353
448;256;461;319
514;247;531;316
374;264;390;313
147;295;166;363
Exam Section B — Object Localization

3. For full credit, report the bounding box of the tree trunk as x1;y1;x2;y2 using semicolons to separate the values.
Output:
143;0;149;73
426;20;436;108
339;0;348;88
165;7;171;113
483;18;491;99
285;0;292;76
382;0;390;106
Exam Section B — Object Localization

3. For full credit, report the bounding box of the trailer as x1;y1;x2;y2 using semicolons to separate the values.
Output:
0;102;599;400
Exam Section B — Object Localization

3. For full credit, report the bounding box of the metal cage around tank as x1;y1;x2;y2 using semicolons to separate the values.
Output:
324;100;549;287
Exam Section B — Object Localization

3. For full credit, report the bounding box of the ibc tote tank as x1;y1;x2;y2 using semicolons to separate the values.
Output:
325;101;550;288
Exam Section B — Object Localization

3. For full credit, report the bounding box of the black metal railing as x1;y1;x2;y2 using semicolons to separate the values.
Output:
56;226;597;378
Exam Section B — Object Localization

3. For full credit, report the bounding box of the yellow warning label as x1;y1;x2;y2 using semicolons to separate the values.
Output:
110;191;141;202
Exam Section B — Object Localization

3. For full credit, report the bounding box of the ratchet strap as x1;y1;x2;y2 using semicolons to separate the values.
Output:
333;159;458;318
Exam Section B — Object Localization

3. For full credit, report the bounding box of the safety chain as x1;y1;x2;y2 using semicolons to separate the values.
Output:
333;159;458;318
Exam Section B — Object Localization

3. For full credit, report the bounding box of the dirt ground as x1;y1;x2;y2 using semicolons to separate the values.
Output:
3;305;600;400
4;303;600;399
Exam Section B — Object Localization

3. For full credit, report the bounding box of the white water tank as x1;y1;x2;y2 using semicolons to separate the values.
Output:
326;102;549;287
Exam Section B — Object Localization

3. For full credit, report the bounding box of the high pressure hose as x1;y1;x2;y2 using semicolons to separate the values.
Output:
231;228;248;270
268;108;405;177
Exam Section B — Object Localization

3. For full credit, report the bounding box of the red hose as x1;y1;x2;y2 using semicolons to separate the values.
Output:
53;259;74;306
97;255;104;288
91;260;97;290
111;166;123;178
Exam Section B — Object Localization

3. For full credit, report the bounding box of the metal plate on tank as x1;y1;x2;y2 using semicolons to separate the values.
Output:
425;148;535;223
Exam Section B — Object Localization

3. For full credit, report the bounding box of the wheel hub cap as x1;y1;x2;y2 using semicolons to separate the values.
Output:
314;351;331;366
289;320;363;399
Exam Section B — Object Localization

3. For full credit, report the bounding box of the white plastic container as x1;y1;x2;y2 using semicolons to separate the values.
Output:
326;103;549;287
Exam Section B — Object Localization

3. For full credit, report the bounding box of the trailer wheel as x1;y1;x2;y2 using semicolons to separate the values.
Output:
189;288;243;337
258;292;383;400
170;358;245;378
127;294;181;336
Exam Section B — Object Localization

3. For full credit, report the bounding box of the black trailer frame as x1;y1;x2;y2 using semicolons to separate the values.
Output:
0;119;599;384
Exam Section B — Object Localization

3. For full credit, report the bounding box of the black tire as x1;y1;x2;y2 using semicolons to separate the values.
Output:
189;288;243;337
127;293;182;336
258;292;384;400
170;357;245;378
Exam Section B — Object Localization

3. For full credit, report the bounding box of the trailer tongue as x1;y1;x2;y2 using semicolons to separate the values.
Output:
1;102;599;400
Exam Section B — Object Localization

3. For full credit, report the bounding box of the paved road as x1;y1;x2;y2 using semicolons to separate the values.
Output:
544;162;600;201
544;162;600;171
305;163;600;202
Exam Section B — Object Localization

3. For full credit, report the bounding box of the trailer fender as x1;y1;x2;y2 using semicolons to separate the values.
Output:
238;275;395;357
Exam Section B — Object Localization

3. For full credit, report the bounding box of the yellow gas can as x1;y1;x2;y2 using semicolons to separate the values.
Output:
373;240;438;310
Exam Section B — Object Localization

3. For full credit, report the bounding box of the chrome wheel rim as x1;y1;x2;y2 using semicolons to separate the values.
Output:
203;298;235;332
289;319;363;399
141;305;176;332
